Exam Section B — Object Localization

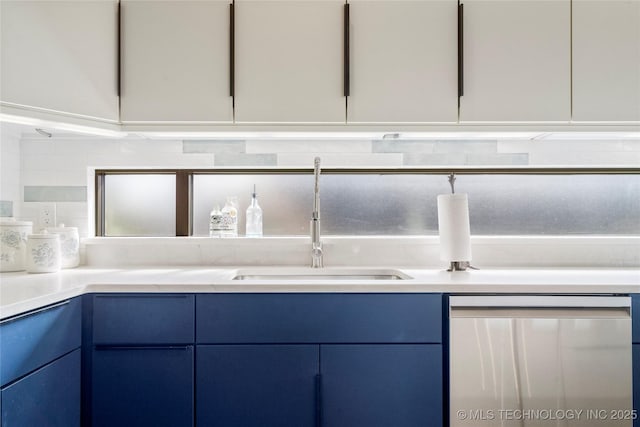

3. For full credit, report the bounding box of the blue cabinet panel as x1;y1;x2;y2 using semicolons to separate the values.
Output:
633;295;640;343
0;298;81;387
635;344;640;427
321;344;443;427
93;294;194;344
197;345;318;427
196;293;442;344
92;346;194;427
1;348;81;427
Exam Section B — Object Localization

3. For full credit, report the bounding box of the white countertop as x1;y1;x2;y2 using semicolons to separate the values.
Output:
1;266;639;320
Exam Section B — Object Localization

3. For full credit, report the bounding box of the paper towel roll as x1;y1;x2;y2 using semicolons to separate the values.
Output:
437;193;472;262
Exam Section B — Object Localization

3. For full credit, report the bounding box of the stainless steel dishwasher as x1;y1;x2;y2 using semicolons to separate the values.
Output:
450;296;633;427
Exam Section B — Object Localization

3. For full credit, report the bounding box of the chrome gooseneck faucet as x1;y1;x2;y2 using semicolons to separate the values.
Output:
311;157;323;268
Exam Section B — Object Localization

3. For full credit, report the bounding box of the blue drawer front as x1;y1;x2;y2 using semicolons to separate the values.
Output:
0;298;81;387
1;348;81;427
633;295;640;344
196;293;442;344
93;294;194;344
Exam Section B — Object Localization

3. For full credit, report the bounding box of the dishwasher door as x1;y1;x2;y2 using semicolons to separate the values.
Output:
450;296;632;427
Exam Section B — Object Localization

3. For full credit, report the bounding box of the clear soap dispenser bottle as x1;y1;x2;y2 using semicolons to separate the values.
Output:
245;185;263;237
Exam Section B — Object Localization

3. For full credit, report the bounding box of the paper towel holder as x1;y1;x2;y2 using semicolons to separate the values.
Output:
442;173;479;272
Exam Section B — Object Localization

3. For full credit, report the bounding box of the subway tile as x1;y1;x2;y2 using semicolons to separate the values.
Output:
403;153;466;166
0;201;13;217
24;186;87;202
529;151;640;166
246;140;371;153
20;140;56;155
498;140;640;154
464;153;529;165
183;140;246;154
22;153;89;172
214;153;277;166
405;152;527;166
372;140;435;153
121;140;183;154
55;202;88;220
433;140;497;153
277;153;403;167
22;170;88;186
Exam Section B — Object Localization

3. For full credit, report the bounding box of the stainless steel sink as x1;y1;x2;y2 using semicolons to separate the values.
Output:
232;268;411;281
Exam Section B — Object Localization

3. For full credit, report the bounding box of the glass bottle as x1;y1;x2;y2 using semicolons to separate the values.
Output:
209;205;224;237
245;185;263;237
221;196;238;237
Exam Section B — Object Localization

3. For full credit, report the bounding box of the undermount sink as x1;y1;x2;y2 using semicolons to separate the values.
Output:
232;268;411;281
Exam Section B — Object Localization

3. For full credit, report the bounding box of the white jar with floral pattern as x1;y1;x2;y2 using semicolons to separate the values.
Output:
46;225;79;268
0;218;33;272
26;233;61;273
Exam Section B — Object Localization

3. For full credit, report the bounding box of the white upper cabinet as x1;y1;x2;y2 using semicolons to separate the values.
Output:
120;0;233;123
347;0;458;123
459;0;571;122
0;0;118;122
234;0;345;123
572;0;640;122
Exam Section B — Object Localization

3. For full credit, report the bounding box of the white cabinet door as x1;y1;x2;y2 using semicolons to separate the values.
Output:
1;0;118;122
120;0;233;123
347;0;458;123
234;0;345;123
459;0;571;122
573;0;640;122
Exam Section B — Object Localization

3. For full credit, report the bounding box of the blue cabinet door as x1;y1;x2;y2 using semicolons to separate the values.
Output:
1;348;81;427
321;344;443;427
635;344;639;427
197;345;319;427
92;346;194;427
633;295;640;344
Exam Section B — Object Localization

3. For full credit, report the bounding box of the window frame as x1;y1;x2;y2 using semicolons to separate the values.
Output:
94;167;640;237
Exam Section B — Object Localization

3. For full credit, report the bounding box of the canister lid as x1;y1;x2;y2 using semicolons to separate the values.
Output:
0;217;33;227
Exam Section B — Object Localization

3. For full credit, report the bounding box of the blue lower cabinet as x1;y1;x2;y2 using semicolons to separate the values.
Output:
321;344;443;427
197;345;319;427
0;298;81;387
635;345;639;427
1;349;81;427
92;346;194;427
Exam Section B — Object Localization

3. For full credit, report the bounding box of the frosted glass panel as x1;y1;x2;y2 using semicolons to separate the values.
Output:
192;174;640;236
104;175;176;236
193;174;314;236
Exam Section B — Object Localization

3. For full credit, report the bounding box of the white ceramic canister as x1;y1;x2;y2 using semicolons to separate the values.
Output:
26;233;61;273
46;224;80;268
0;218;33;272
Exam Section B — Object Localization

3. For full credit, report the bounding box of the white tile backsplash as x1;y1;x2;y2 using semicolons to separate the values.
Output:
4;128;639;245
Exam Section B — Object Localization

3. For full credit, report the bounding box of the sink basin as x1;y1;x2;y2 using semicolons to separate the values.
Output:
232;268;411;281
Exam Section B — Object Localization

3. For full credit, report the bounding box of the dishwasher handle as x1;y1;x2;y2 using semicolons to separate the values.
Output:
450;296;631;319
449;295;630;309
